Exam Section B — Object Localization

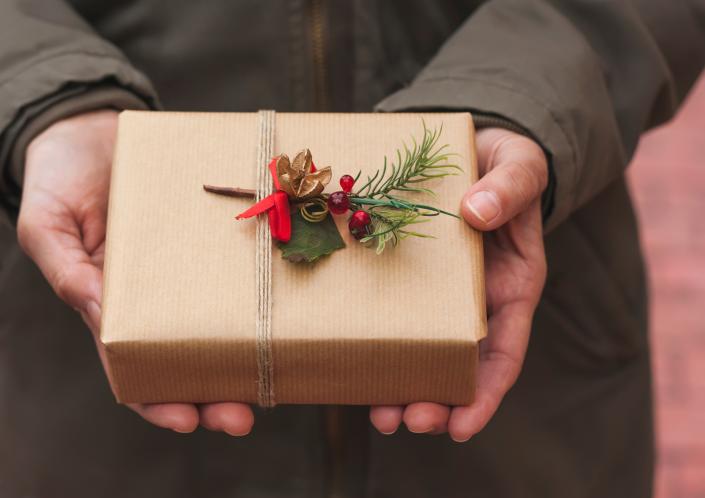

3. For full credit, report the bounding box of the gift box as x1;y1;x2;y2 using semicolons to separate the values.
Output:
101;111;486;406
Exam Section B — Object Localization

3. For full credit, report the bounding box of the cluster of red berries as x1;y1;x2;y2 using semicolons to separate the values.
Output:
327;174;371;240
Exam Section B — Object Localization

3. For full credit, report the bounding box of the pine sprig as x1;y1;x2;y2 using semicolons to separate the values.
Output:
347;122;461;253
353;122;461;199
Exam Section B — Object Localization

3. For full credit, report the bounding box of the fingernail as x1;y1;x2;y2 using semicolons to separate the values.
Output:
408;426;434;434
224;429;251;437
451;434;472;443
172;427;192;434
379;429;397;436
465;191;501;224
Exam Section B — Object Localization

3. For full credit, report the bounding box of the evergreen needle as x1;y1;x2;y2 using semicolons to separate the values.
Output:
353;121;461;253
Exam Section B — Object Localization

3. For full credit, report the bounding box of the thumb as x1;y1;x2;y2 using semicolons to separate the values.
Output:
461;130;548;231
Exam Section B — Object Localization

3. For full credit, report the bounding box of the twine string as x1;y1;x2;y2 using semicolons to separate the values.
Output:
255;110;276;407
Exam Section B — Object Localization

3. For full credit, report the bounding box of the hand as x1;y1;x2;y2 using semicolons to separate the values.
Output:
369;127;548;441
17;110;254;436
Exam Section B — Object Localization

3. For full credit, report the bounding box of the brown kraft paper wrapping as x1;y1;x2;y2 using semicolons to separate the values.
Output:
101;111;487;406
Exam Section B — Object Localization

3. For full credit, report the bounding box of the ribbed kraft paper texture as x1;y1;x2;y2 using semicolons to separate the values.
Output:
101;112;486;405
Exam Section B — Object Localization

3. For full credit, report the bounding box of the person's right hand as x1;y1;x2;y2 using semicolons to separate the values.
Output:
17;109;254;436
370;127;548;441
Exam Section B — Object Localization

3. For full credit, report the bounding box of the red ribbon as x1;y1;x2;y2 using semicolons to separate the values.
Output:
235;158;318;243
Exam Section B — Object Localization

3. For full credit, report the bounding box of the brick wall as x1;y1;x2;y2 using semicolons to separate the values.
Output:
628;74;705;498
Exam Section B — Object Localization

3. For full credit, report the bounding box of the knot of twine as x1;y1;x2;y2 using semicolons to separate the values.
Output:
255;110;276;407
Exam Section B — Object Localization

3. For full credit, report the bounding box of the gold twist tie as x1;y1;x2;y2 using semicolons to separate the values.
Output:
300;196;329;222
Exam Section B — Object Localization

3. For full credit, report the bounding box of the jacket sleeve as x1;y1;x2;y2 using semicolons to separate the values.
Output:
0;0;159;226
376;0;705;232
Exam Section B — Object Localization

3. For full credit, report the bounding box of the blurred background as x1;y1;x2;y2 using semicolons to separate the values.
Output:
627;74;705;498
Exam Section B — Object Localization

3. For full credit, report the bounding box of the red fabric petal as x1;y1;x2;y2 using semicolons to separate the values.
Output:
235;195;275;219
270;191;291;242
237;159;292;242
269;158;282;190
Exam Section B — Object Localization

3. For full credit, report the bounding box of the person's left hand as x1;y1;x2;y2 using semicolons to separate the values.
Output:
17;110;254;437
369;127;548;441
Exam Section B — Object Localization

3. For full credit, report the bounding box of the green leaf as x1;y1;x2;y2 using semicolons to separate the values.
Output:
277;210;346;263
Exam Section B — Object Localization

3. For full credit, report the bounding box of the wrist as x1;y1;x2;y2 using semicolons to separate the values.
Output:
29;109;118;150
14;86;147;191
26;110;119;182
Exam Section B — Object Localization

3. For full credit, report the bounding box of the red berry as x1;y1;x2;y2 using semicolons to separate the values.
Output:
327;191;350;215
349;210;371;239
350;210;371;227
339;174;355;193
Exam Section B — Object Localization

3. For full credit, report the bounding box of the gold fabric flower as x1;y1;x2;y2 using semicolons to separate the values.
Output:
276;149;332;200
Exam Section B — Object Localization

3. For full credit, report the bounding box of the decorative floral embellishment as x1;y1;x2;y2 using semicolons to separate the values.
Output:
204;122;460;262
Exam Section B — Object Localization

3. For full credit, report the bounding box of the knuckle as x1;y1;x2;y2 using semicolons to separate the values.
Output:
530;155;549;192
497;134;548;192
486;133;515;168
503;161;536;207
520;140;549;191
52;267;77;304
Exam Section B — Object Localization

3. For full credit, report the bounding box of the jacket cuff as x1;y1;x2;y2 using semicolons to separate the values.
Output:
376;77;574;233
0;50;158;227
0;84;151;226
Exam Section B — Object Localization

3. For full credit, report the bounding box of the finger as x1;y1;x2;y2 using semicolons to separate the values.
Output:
461;130;547;231
369;406;403;435
17;212;102;313
199;403;254;436
448;301;533;442
127;403;200;433
78;296;103;336
21;216;199;437
84;301;203;436
403;402;450;435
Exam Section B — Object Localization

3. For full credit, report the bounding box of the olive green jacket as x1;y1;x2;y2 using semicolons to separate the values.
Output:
0;1;703;497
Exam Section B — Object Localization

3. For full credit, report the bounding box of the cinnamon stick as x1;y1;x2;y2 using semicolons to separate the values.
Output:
203;185;256;198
